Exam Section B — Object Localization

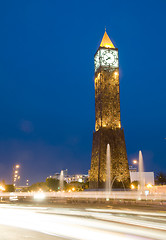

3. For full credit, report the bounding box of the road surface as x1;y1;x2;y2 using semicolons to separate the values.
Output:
0;203;166;240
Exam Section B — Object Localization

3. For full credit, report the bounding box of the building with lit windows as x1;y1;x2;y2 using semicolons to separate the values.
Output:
47;169;88;184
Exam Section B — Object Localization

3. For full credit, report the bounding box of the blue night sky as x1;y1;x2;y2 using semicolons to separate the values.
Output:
0;0;166;184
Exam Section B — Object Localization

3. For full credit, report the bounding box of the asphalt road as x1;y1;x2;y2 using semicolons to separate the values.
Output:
0;203;166;240
0;225;65;240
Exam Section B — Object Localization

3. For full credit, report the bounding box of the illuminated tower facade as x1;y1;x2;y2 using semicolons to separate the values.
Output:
89;31;130;188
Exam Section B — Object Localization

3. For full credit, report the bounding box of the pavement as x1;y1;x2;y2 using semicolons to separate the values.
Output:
0;203;166;240
0;225;65;240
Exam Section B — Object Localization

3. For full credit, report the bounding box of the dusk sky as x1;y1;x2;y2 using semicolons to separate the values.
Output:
0;0;166;184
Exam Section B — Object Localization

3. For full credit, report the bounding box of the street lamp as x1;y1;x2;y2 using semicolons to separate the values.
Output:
133;160;138;164
26;179;29;186
13;164;20;187
130;184;135;190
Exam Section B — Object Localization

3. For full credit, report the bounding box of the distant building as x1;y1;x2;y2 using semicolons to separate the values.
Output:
47;169;88;184
130;172;154;185
64;174;88;183
129;165;137;172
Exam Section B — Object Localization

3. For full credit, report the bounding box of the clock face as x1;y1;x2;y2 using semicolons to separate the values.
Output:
94;49;119;72
94;51;100;72
100;49;118;67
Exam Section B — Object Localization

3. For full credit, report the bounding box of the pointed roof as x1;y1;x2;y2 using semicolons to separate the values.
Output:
100;30;115;48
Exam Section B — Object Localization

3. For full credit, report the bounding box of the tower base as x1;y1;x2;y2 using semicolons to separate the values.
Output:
89;128;130;189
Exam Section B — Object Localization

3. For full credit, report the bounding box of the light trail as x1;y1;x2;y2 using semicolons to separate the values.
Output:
0;207;136;240
0;205;165;240
0;191;166;201
86;208;166;217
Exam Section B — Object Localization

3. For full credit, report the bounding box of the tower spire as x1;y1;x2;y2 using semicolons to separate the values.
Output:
100;30;115;49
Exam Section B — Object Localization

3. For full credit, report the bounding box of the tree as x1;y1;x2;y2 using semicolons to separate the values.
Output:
155;172;166;185
46;178;60;191
1;180;6;186
65;181;87;191
5;184;15;192
28;182;49;192
131;181;139;189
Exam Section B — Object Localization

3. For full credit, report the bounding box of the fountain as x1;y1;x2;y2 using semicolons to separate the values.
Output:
138;150;145;195
59;170;64;191
106;144;111;195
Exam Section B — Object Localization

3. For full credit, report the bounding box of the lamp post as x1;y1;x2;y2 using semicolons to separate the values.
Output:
133;160;137;165
26;179;29;186
13;164;20;187
132;159;138;171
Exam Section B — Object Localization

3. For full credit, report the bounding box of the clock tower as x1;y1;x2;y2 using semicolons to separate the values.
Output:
89;30;130;189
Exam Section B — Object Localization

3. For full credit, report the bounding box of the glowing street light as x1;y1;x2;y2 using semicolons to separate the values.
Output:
133;160;138;164
130;184;135;189
26;179;29;186
13;164;20;187
0;185;5;191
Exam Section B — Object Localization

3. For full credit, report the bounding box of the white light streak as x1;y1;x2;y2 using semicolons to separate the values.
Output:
0;206;165;240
